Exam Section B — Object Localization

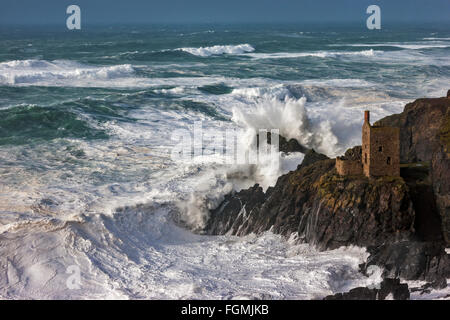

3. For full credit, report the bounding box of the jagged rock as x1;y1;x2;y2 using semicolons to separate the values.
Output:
207;155;415;250
206;184;266;236
376;95;450;245
401;165;444;242
374;96;450;163
431;109;450;245
323;278;410;300
378;278;410;300
257;132;309;154
324;287;377;300
341;145;362;162
205;93;450;283
296;149;329;169
361;241;450;282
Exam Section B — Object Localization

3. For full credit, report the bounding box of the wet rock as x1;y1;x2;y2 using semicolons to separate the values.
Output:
207;155;415;250
362;241;450;282
257;132;309;154
206;93;450;283
374;95;450;163
323;278;410;300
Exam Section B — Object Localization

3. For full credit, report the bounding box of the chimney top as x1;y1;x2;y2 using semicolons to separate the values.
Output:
364;110;370;124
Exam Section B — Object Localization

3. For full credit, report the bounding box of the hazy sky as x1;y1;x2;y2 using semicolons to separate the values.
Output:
1;0;449;25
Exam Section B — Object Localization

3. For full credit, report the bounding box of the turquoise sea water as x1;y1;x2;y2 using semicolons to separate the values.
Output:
0;24;449;299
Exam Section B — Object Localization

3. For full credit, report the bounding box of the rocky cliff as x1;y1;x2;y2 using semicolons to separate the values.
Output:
207;152;415;250
204;93;450;292
376;95;450;245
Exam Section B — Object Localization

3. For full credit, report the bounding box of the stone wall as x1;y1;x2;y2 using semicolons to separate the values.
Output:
336;157;363;176
363;122;400;177
369;126;400;177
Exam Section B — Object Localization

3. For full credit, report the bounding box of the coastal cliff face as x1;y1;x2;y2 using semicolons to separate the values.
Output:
375;97;450;246
205;94;450;287
375;97;450;163
207;153;415;250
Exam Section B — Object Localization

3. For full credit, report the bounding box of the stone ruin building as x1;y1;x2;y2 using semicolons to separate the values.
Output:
336;110;400;178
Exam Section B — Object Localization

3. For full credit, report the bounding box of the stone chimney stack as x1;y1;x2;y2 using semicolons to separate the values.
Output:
364;110;370;124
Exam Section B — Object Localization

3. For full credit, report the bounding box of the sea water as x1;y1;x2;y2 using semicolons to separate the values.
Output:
0;24;449;299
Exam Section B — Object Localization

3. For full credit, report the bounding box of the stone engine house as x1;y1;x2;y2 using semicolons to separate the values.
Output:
336;110;400;178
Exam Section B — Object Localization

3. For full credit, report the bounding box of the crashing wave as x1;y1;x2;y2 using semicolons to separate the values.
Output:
0;59;135;86
231;93;340;157
178;44;255;57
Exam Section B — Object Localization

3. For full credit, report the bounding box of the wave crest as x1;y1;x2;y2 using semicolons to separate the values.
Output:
178;44;255;57
231;94;339;157
0;59;135;86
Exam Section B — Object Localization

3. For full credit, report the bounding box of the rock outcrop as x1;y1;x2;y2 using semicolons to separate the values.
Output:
376;95;450;245
361;241;450;283
374;97;450;163
323;278;410;300
207;153;416;250
204;92;450;295
257;132;309;154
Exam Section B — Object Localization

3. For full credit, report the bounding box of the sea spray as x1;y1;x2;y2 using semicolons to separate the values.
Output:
231;95;339;156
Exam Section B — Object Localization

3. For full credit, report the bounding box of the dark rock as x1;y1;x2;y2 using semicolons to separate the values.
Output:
206;184;266;236
257;132;309;154
377;95;450;245
401;165;444;242
207;156;415;250
374;96;450;163
323;278;409;300
324;287;377;300
362;241;450;282
296;149;329;169
341;146;362;162
378;278;410;300
430;110;450;245
205;94;450;283
431;277;448;290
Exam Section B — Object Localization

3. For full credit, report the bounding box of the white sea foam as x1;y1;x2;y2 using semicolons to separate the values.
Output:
154;86;185;95
0;59;230;88
244;49;377;60
0;200;382;299
231;94;339;156
0;59;135;87
341;43;450;50
423;37;450;41
1;40;448;300
178;44;255;57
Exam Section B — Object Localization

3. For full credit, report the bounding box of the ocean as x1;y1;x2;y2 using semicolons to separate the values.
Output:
0;24;449;299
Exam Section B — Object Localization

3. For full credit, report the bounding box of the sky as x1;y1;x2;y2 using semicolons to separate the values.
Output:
0;0;449;25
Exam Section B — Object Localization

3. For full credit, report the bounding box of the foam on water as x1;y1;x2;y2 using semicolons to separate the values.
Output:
0;201;383;299
1;27;450;299
0;60;136;86
343;42;450;50
244;49;378;59
178;44;255;57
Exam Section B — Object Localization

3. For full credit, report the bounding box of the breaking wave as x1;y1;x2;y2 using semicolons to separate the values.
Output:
231;92;339;156
0;59;136;86
342;43;450;50
178;44;255;57
245;49;377;60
